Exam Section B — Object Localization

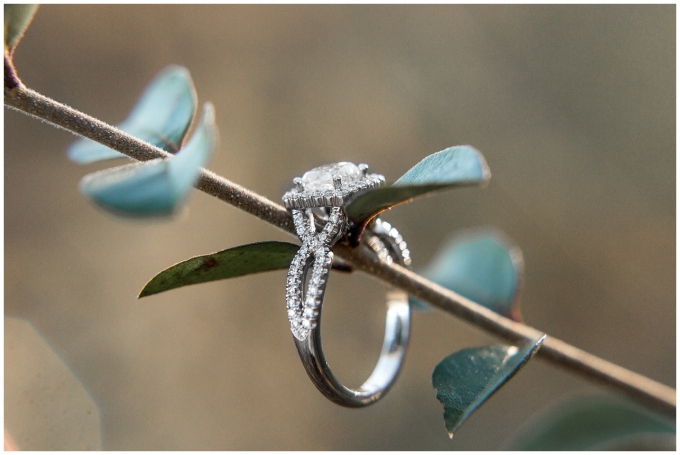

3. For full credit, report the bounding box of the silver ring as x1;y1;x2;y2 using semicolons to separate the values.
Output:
284;162;411;407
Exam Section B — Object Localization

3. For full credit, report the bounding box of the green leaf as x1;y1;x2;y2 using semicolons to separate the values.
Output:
68;65;197;163
432;336;545;437
79;102;217;217
411;229;523;320
139;241;299;298
407;295;431;311
345;146;490;224
4;4;38;53
507;395;675;450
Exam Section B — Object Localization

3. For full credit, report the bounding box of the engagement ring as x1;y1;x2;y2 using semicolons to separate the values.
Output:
284;162;411;407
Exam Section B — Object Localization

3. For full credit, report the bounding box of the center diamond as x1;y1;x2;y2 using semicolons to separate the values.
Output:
300;162;362;192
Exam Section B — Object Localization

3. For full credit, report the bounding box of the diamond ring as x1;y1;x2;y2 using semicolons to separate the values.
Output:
284;162;411;407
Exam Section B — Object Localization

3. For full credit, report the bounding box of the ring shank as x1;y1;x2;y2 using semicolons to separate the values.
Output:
294;289;410;407
293;221;411;408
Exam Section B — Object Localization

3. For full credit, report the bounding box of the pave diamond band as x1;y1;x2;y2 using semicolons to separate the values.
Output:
366;218;412;267
286;207;345;341
284;162;411;407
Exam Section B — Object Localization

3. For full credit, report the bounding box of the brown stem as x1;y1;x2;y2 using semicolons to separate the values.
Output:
5;83;676;419
4;55;22;90
4;85;295;233
336;242;676;418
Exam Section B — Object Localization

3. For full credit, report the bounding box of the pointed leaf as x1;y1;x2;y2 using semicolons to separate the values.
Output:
79;103;217;217
68;65;197;163
432;336;545;437
508;395;675;450
139;241;299;298
4;4;38;52
411;229;523;320
345;146;490;224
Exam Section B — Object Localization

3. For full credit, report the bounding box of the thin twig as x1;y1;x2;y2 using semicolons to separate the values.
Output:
5;82;676;419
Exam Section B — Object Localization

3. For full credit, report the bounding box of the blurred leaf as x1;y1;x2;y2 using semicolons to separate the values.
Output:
432;336;545;437
4;5;38;53
411;229;523;320
345;146;490;224
79;102;217;217
593;433;675;450
68;65;197;163
139;241;299;298
507;395;675;450
5;317;101;449
407;295;431;311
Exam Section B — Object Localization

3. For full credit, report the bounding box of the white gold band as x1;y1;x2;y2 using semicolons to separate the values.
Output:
287;209;411;407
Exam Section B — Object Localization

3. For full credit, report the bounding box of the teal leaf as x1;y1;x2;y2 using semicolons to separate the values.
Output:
432;336;545;437
407;295;431;311
411;229;523;320
4;4;38;53
139;241;299;298
507;395;675;450
79;102;217;217
68;65;197;163
345;146;490;225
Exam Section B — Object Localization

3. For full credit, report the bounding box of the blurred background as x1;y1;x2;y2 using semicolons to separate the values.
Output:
5;5;674;450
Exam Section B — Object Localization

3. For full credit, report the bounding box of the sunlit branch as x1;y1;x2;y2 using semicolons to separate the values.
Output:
5;80;675;419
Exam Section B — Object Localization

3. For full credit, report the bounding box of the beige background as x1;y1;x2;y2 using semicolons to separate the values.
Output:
5;5;675;450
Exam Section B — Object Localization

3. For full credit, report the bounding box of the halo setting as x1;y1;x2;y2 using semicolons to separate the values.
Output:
282;162;384;209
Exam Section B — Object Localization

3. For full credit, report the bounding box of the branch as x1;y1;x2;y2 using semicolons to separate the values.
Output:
5;82;675;419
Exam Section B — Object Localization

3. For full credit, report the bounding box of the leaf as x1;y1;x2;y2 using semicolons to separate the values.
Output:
507;395;675;450
79;102;217;217
139;241;299;298
432;336;545;437
68;65;197;164
407;295;431;311
4;4;38;53
410;229;523;320
345;146;490;224
594;433;675;450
